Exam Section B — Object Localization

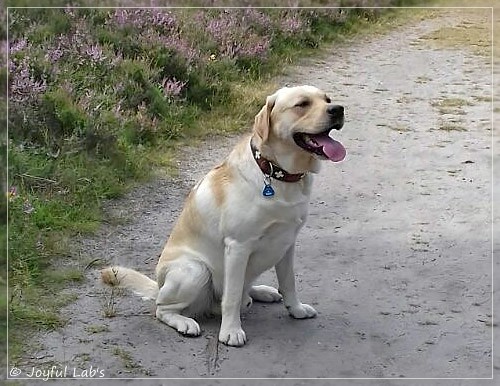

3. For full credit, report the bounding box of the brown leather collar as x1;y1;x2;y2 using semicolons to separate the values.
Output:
250;140;305;183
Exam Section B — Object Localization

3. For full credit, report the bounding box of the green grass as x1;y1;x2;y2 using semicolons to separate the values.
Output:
417;6;492;58
432;97;473;108
438;122;468;132
472;95;492;103
431;97;473;115
4;3;430;365
387;125;413;132
0;226;6;372
112;347;143;371
85;324;110;334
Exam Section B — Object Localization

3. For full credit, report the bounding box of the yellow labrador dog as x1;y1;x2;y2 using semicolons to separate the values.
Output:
101;85;346;347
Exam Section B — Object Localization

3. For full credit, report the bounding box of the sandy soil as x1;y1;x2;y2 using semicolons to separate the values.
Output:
10;8;498;385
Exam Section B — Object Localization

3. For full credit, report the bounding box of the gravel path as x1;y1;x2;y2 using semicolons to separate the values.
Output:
12;8;497;385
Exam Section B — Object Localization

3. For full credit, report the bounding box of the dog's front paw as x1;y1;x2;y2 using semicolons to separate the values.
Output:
287;303;317;319
219;327;247;347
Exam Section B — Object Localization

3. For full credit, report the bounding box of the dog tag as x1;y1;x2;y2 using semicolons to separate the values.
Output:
262;184;275;197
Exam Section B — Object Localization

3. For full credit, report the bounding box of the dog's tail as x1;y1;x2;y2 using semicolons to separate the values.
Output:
101;266;159;300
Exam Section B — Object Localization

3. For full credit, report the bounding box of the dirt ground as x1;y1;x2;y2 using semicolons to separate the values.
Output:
9;8;498;385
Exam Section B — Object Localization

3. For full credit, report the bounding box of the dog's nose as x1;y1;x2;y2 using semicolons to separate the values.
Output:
327;105;344;117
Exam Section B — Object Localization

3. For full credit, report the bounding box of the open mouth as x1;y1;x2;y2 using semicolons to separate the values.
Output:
293;128;346;162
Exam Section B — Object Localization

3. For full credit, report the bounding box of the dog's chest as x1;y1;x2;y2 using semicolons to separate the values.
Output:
255;217;302;252
244;199;307;274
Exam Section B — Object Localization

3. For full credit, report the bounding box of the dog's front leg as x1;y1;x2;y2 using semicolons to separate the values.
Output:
276;244;317;319
219;238;250;347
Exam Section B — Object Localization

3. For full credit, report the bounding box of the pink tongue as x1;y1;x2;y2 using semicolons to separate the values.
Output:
314;134;346;162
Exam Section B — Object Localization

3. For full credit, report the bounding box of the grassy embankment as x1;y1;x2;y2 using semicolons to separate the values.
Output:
3;1;423;363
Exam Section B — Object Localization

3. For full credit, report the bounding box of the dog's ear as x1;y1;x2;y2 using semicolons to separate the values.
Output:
254;92;277;143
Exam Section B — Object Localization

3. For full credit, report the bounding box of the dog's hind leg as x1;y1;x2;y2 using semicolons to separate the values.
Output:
155;259;210;337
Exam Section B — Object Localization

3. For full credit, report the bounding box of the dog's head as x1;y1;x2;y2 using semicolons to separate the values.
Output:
253;85;346;173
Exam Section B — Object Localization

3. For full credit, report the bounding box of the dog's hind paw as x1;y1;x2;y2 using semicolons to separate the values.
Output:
176;318;201;336
156;309;201;336
250;285;283;303
287;303;317;319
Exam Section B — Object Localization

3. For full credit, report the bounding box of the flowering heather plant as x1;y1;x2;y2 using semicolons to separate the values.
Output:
108;9;177;33
150;9;178;32
110;9;128;26
239;35;271;59
110;9;145;28
10;57;47;104
44;44;64;64
8;59;16;73
280;14;305;36
153;31;199;64
83;43;107;66
10;38;29;54
161;77;186;99
242;8;273;33
206;11;241;51
203;10;272;61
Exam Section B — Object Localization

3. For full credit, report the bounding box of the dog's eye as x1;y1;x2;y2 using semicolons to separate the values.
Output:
295;100;310;108
325;96;331;103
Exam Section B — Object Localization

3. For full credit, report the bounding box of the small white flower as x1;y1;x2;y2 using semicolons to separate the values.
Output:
255;151;261;159
275;170;284;178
